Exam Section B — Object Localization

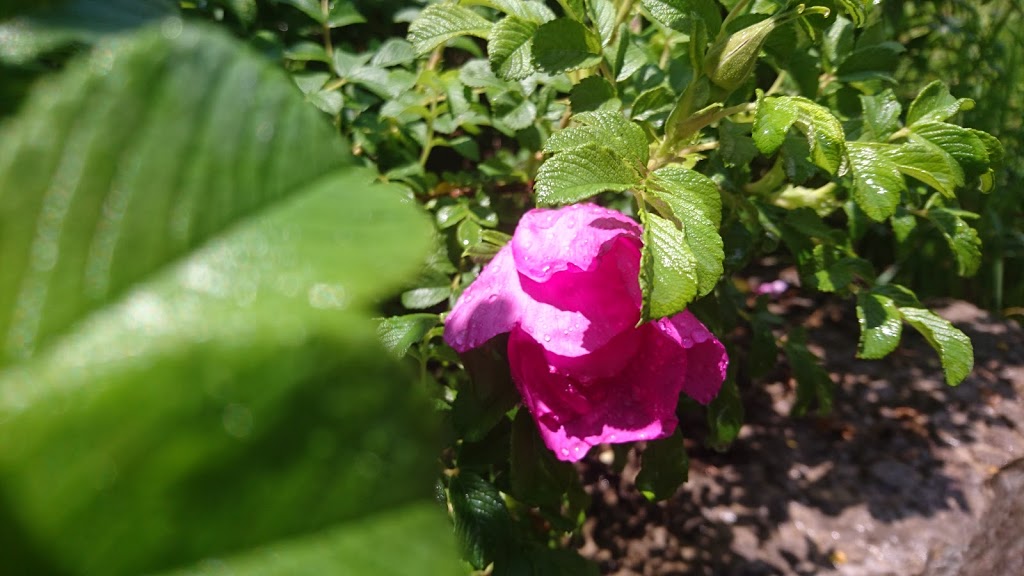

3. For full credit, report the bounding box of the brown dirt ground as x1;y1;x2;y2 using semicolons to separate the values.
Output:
576;296;1024;576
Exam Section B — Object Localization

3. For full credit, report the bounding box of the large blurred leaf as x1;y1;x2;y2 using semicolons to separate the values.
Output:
0;23;455;576
0;23;357;366
0;0;178;64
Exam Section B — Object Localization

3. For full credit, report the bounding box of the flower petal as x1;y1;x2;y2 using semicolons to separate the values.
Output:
655;311;729;404
443;245;521;353
508;325;688;462
511;203;641;283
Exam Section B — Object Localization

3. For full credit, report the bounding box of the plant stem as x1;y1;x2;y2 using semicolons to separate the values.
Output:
320;0;333;58
720;0;752;35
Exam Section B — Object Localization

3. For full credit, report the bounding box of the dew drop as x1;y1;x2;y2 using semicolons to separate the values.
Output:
541;264;551;273
543;335;552;342
573;446;581;454
560;448;570;457
682;337;693;347
487;294;498;303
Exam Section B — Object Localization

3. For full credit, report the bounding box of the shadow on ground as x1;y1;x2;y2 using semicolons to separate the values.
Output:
578;298;1024;576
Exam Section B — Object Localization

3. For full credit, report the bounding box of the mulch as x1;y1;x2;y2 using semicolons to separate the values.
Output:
577;295;1024;576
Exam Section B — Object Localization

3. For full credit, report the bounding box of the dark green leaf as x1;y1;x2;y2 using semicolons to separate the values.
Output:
644;166;724;300
783;329;833;416
926;208;982;277
753;95;847;175
846;142;906;221
0;0;178;64
899;307;973;386
706;369;744;450
639;210;698;321
635;428;689;501
570;75;617;113
858;89;902;141
890;140;964;198
545;110;649;167
452;335;521;441
531;17;603;73
510;409;583;512
377;314;440;357
856;290;902;359
448;473;513;570
906;80;975;126
640;0;721;36
910;121;991;176
535;145;641;205
408;3;493;55
488;15;539;80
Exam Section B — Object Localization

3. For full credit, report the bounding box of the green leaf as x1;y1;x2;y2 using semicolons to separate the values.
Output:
910;121;991;176
631;85;675;120
753;95;847;175
899;307;973;386
834;42;904;83
822;15;853;71
326;0;365;28
157;503;461;576
469;0;555;22
906;80;975;126
836;0;869;27
858;89;901;141
408;3;493;55
805;244;873;293
531;17;603;73
927;208;982;277
449;473;513;570
640;0;722;36
277;0;325;22
488;15;539;80
452;335;521;441
706;369;743;451
588;0;617;45
545;110;649;167
718;119;760;167
535;144;641;205
644;166;724;299
401;285;452;309
890;140;964;198
846;142;906;221
0;23;453;575
639;210;698;321
570;75;617;113
0;24;354;366
377;314;440;358
783;329;833;416
370;38;417;68
856;290;902;359
635;428;689;501
510;409;583;512
0;0;178;64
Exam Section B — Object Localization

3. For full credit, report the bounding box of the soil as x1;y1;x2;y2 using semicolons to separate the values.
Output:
576;294;1024;576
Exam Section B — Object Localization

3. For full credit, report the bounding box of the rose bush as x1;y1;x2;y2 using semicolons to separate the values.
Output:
444;203;728;462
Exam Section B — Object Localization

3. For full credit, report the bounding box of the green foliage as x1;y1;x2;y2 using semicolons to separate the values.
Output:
0;11;457;576
2;0;1011;573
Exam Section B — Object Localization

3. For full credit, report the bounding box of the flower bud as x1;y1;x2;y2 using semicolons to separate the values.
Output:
703;5;826;92
703;16;780;91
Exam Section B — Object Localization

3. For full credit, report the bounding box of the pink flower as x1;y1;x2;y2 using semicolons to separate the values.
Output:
444;204;728;462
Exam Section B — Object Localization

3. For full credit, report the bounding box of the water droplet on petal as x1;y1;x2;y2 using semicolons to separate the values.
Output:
543;335;552;343
487;294;498;303
608;434;617;442
560;448;570;456
573;446;581;454
541;264;551;273
682;337;693;347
